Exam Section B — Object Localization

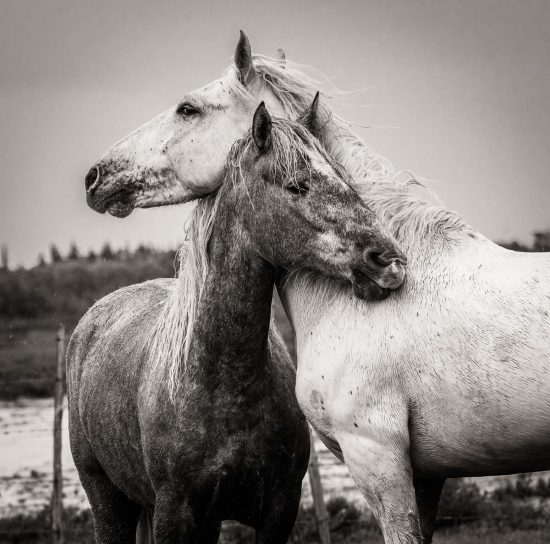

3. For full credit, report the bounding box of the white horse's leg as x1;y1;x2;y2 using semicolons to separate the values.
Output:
339;424;422;544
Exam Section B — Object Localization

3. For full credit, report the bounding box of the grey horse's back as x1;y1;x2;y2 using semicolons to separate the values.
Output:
66;279;175;512
66;278;174;406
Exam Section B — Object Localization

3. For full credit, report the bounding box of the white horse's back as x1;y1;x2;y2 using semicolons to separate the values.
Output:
408;241;550;475
293;236;550;478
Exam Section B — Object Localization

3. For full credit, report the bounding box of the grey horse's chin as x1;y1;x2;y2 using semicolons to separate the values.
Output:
352;279;391;301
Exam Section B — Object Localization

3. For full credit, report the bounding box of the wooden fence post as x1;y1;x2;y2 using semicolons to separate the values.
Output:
52;324;65;544
308;425;331;544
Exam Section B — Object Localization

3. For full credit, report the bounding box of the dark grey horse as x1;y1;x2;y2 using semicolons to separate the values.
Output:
68;102;406;544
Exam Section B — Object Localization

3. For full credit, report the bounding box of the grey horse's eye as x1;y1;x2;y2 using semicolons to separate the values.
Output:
176;103;199;116
285;181;310;196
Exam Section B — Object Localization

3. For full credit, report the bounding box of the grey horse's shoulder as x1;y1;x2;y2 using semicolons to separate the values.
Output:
68;278;177;376
92;277;174;311
73;278;175;338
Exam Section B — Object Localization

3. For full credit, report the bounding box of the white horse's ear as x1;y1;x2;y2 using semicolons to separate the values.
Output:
298;91;323;139
252;102;272;153
235;30;255;86
274;48;286;66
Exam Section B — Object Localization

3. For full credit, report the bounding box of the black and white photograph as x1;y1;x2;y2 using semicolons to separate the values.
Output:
1;1;549;543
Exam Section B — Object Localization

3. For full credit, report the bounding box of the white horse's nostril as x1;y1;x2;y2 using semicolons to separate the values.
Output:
85;166;101;194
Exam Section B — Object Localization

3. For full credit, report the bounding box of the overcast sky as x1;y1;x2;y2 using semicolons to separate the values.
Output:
1;0;549;267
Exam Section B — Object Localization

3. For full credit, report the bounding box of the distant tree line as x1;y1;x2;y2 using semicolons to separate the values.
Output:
2;229;549;273
0;245;177;322
38;242;163;267
497;230;550;252
0;230;548;322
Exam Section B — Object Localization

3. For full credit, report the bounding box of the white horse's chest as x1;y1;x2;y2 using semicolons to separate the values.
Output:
294;301;398;439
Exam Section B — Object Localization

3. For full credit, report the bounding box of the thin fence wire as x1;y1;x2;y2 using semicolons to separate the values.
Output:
1;427;53;435
0;339;57;347
0;378;54;385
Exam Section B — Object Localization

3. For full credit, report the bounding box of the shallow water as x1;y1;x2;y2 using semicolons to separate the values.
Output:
0;397;362;516
0;398;87;515
1;398;547;517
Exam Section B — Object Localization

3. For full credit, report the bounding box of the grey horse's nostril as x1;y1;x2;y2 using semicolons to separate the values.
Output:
364;248;408;268
85;166;101;194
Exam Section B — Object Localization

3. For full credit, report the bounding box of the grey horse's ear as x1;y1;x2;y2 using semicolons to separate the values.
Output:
298;91;323;139
235;30;255;86
252;102;272;153
274;48;286;66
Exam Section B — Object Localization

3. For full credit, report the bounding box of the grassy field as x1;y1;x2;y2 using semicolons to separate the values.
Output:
0;320;70;399
0;250;297;400
1;505;549;544
0;301;294;400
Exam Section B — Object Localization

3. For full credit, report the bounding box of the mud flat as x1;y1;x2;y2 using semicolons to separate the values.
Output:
1;398;547;517
0;398;362;516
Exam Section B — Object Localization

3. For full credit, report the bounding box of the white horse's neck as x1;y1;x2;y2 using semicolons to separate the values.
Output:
277;128;500;339
279;230;495;350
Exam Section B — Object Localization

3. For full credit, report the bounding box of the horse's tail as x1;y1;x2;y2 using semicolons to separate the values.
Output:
136;507;154;544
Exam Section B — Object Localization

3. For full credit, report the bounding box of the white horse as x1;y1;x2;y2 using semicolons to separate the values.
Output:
85;33;550;543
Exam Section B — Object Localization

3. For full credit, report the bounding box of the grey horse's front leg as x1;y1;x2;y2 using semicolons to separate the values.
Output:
255;483;303;544
153;488;206;544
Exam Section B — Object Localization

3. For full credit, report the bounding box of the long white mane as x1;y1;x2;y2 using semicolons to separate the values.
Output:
150;53;472;394
225;55;470;246
225;54;395;185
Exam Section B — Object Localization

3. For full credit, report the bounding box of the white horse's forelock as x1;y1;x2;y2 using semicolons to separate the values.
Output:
150;53;472;396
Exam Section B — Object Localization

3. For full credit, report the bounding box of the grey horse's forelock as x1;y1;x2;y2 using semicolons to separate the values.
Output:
227;117;352;192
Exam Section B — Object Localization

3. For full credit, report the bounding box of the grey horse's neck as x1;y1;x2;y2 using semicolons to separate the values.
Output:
185;209;276;390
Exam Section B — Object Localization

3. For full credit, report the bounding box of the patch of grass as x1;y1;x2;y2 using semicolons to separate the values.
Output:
0;253;297;400
0;506;93;544
439;475;550;531
438;479;488;523
0;323;63;400
2;497;549;544
437;524;550;544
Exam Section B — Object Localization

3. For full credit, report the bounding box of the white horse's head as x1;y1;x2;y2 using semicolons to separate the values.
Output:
85;32;291;217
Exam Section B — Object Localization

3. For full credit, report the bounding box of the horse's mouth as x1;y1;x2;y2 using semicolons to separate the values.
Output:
351;268;400;301
87;189;136;218
106;199;135;218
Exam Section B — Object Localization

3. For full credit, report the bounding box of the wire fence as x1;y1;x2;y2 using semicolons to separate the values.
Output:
2;329;550;543
0;325;66;543
0;326;344;543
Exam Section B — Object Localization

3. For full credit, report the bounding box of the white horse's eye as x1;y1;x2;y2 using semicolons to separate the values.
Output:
176;103;199;116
